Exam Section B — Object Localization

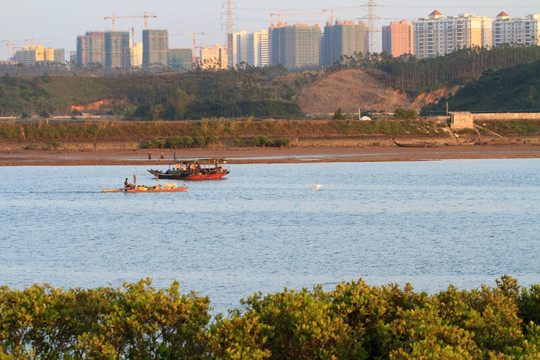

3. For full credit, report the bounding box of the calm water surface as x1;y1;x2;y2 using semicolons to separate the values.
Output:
1;159;539;315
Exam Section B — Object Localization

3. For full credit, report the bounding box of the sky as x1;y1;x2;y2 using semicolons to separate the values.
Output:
2;0;540;61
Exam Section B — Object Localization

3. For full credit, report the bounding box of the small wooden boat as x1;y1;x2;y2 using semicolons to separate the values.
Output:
393;138;440;148
102;185;188;193
124;185;188;193
102;176;187;193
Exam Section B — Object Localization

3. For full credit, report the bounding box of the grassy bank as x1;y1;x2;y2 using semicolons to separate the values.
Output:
1;119;539;152
0;119;449;141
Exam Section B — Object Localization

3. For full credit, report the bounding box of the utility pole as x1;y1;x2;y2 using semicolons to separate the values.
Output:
222;0;236;68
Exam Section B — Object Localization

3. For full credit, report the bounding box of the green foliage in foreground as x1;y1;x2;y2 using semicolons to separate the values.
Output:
1;276;539;359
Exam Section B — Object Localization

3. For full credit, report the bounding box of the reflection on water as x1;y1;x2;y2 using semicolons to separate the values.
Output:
0;159;539;315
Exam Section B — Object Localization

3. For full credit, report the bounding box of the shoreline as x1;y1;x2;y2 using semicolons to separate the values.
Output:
1;144;539;166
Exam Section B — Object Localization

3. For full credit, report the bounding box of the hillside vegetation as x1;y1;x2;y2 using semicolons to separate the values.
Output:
0;67;302;120
1;46;540;119
297;45;540;113
422;58;540;114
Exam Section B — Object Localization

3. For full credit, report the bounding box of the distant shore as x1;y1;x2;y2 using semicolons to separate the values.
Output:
1;144;539;166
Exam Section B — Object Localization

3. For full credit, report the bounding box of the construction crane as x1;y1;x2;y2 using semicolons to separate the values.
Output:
23;37;62;47
0;40;15;60
104;12;157;31
270;10;326;28
323;6;365;25
0;40;27;59
183;32;205;70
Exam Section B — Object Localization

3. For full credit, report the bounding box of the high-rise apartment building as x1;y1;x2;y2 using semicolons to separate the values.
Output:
14;45;55;65
271;24;320;69
142;29;169;67
413;11;493;58
230;30;249;68
168;49;192;71
199;44;228;69
131;42;143;67
105;31;131;71
76;32;105;66
322;20;368;66
493;12;540;46
54;49;65;64
248;29;270;67
382;20;414;57
229;29;270;68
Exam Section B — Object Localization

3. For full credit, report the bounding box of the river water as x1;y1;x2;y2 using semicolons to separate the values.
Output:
0;159;539;315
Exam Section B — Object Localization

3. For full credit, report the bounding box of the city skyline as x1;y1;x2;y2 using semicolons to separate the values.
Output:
2;0;540;61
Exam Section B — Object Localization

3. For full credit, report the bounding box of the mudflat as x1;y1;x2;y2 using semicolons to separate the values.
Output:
1;145;539;166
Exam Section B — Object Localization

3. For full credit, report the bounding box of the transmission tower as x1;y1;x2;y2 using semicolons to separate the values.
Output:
222;0;236;67
366;0;380;54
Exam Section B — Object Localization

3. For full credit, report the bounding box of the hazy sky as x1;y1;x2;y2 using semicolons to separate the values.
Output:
2;0;540;60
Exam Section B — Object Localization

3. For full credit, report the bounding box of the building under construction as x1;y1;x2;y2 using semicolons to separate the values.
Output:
322;20;368;66
142;29;168;67
271;24;320;69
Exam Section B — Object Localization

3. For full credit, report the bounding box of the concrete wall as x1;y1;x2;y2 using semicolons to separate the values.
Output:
450;112;474;130
473;113;540;121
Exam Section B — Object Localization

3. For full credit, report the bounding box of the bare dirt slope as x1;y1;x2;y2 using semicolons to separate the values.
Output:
296;69;451;114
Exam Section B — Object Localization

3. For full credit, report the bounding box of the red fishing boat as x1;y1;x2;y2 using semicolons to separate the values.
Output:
148;159;229;180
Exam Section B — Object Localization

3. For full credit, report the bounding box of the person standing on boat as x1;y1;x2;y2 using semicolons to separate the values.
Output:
124;178;129;190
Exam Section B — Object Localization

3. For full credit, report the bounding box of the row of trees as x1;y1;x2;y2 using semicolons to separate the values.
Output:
0;66;302;120
1;277;539;358
422;58;540;113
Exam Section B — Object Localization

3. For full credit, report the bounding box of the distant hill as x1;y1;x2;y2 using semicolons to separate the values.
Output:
296;69;455;114
422;59;540;114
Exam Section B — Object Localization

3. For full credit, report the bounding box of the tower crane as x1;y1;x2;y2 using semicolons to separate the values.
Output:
183;32;205;70
104;12;157;31
322;7;365;25
23;37;62;47
0;40;16;59
270;9;326;28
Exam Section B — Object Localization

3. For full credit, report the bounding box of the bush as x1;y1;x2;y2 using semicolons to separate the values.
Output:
232;136;291;147
394;107;419;120
333;107;346;120
206;135;219;145
0;277;538;358
38;110;50;118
